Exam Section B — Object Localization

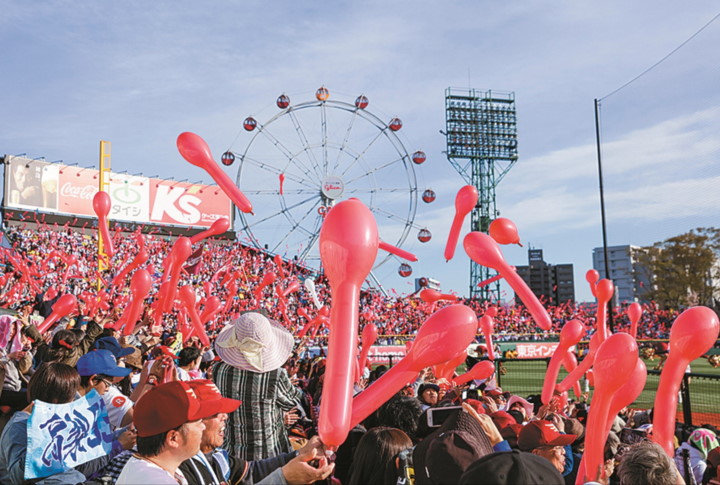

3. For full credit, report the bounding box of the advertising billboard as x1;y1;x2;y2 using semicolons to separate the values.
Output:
4;156;232;228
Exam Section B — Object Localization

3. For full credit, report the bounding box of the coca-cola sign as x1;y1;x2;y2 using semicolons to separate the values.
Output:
59;182;97;200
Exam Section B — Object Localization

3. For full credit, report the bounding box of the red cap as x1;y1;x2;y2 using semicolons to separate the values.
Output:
464;399;486;414
491;411;517;431
134;381;225;437
518;420;576;451
187;379;241;416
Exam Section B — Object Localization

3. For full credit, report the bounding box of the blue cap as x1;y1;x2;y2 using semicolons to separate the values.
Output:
94;337;135;359
77;350;132;377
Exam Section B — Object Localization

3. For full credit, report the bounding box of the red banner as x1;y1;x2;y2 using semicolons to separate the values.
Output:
5;157;232;229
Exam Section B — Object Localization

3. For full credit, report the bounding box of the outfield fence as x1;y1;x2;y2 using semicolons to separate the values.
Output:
493;358;720;428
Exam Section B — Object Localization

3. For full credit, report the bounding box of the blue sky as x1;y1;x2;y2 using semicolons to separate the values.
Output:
2;1;719;303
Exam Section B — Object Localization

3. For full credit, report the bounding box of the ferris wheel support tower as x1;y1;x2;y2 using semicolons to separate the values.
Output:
444;88;518;300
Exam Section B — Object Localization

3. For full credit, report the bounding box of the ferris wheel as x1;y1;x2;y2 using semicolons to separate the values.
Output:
224;87;435;279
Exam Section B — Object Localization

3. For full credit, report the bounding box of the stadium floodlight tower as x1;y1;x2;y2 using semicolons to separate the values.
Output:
444;88;518;300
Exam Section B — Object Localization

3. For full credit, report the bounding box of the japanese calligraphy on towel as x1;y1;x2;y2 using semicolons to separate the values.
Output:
25;389;113;479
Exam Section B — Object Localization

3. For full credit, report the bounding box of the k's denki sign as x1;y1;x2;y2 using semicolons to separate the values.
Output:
4;157;232;228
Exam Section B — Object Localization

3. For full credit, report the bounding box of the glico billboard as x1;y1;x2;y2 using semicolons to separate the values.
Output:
3;156;232;228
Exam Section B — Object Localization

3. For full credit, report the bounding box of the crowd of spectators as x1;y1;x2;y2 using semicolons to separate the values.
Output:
0;226;676;344
0;224;705;484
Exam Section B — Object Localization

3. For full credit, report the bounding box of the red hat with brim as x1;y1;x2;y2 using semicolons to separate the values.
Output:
518;420;576;451
134;380;236;437
187;379;241;416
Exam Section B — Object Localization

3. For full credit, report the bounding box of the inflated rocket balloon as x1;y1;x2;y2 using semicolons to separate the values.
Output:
464;232;551;331
111;248;149;288
627;302;642;339
578;333;638;484
562;352;583;400
279;173;285;195
595;279;614;342
254;271;277;300
190;217;230;244
653;306;719;456
178;286;210;346
121;269;152;336
453;360;495;386
37;294;78;334
585;269;599;298
435;349;467;381
488;217;522;246
419;289;457;304
304;278;322;310
356;323;378;384
177;132;253;214
199;296;222;324
282;280;300;298
444;185;478;261
318;198;379;449
604;359;646;442
378;240;417;262
93;191;114;258
479;315;496;361
477;273;504;288
556;332;601;394
542;319;585;404
351;304;478;428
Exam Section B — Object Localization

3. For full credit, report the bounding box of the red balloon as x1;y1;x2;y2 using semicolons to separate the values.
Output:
463;232;551;331
653;306;719;456
419;288;457;304
356;323;378;383
595;279;614;342
542;319;585;404
444;185;478;261
254;271;277;299
351;304;478;428
378;240;417;262
189;217;230;244
436;350;467;381
627;302;642;339
453;360;495;386
485;306;498;318
318;199;379;449
121;269;152;336
488;217;521;246
279;173;285;195
177;132;253;214
199;296;222;324
561;352;583;400
159;237;193;314
93;191;115;257
556;332;601;394
579;333;638;483
178;285;210;346
585;269;599;298
282;280;300;298
479;315;496;361
605;359;646;438
111;248;149;287
273;254;286;279
37;294;78;334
